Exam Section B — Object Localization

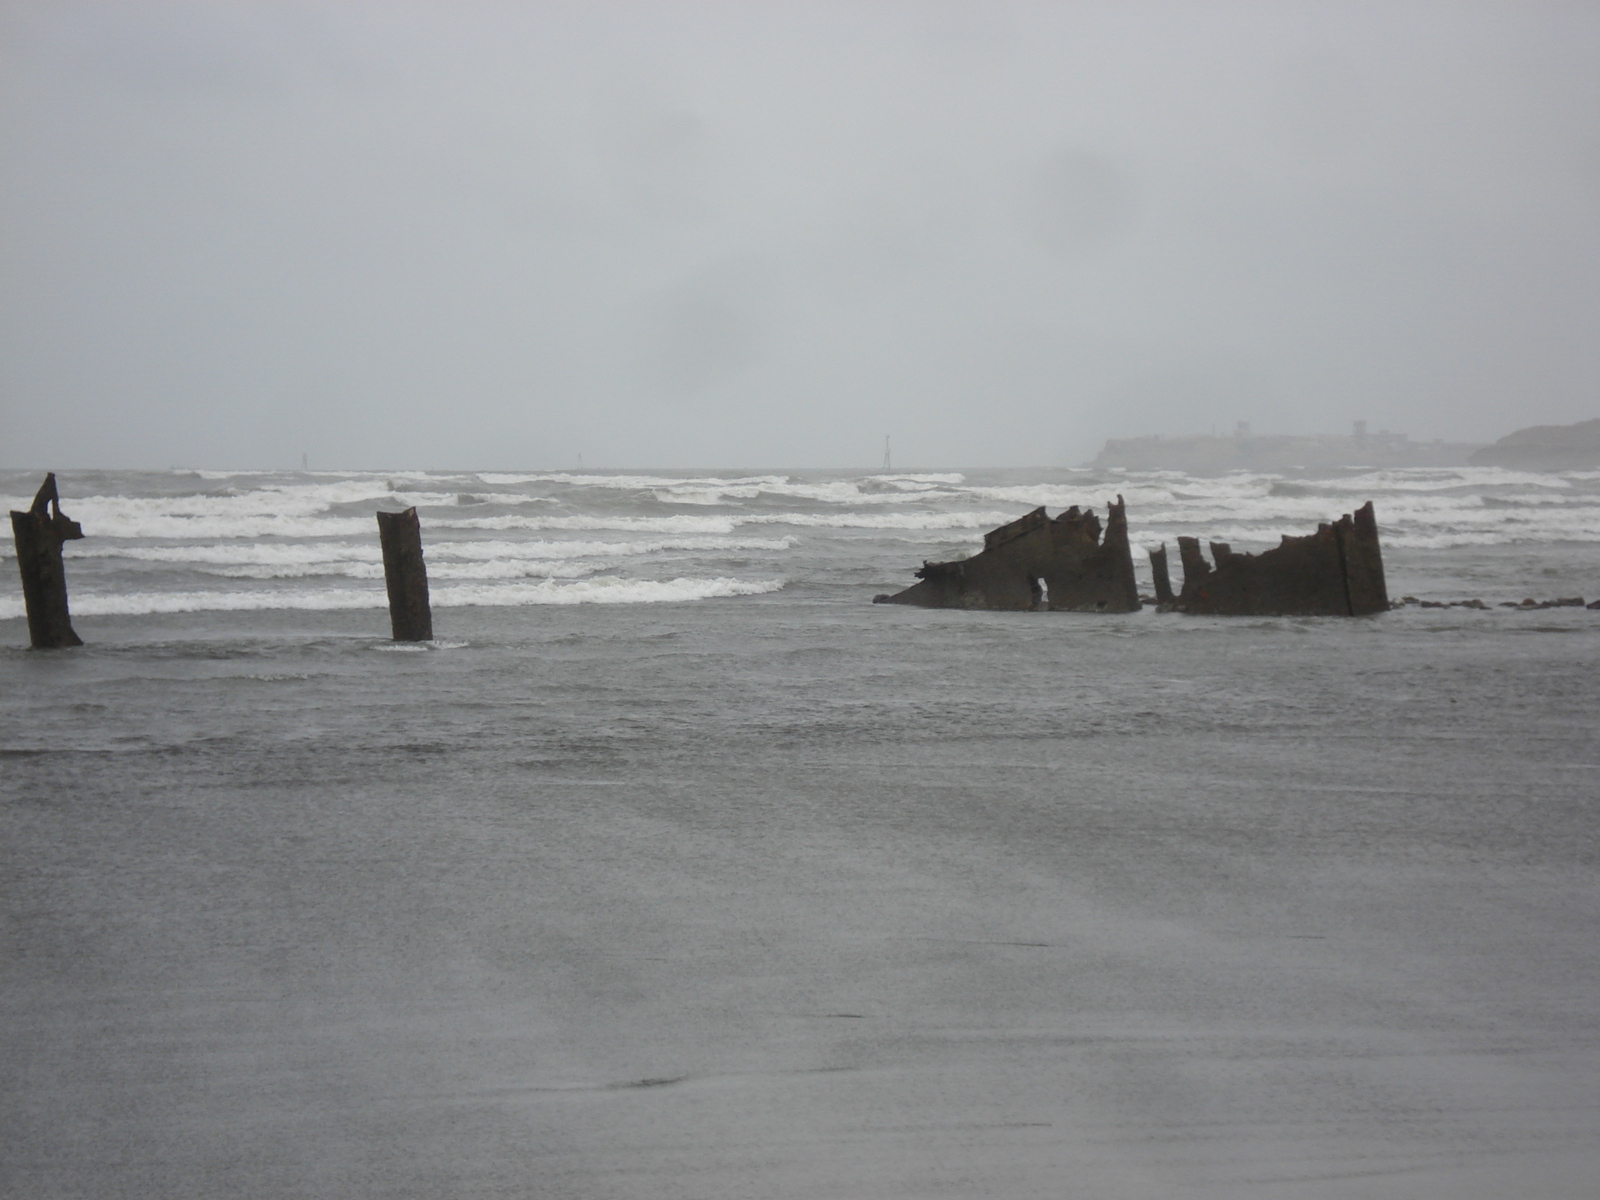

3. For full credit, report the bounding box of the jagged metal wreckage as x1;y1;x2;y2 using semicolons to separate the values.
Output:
874;496;1142;612
876;497;1390;617
1153;500;1389;616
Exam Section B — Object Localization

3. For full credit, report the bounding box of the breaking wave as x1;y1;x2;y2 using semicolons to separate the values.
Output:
7;464;1592;552
741;511;1016;530
60;535;798;566
3;463;1596;629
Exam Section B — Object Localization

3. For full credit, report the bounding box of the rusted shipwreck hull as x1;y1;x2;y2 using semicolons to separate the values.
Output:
1151;501;1389;616
874;496;1141;612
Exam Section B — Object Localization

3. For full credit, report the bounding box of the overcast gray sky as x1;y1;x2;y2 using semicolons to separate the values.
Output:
2;1;1597;470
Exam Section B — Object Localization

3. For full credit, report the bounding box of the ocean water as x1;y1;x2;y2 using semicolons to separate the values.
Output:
4;465;1600;622
4;466;1599;1199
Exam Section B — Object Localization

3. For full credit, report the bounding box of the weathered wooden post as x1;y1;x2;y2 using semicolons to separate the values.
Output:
1148;543;1174;608
376;507;433;641
10;473;85;648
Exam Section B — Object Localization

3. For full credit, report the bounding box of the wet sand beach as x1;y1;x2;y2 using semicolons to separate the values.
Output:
4;598;1597;1198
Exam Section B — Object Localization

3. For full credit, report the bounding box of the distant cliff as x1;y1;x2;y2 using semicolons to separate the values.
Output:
1468;418;1600;470
1093;424;1481;473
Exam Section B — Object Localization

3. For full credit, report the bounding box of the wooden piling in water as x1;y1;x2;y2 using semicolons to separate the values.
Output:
9;473;85;648
1148;543;1174;608
376;507;433;641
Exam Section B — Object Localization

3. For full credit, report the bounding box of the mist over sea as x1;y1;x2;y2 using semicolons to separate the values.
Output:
5;465;1599;1198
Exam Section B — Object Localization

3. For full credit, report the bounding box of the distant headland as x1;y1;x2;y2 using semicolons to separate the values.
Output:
1093;422;1481;473
1468;417;1600;471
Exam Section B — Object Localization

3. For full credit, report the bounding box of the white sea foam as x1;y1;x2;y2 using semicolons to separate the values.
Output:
741;511;1016;530
446;576;784;606
471;471;969;508
442;513;744;534
445;493;555;506
1376;531;1594;550
508;476;948;507
423;535;798;559
11;512;379;541
1118;484;1600;543
0;481;559;542
16;509;753;540
478;472;790;491
649;484;938;506
196;560;599;581
865;473;967;485
14;487;382;539
370;638;470;651
1128;510;1600;550
59;535;798;567
962;486;1134;508
65;542;384;565
1306;467;1575;492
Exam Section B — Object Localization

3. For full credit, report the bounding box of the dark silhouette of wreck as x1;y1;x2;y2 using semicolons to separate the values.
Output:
9;473;84;648
1152;501;1389;616
874;497;1141;612
876;498;1389;617
376;507;433;642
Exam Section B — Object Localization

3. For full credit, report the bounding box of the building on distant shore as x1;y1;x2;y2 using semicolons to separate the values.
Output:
1092;422;1482;473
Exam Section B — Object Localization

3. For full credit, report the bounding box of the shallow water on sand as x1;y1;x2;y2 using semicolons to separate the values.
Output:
4;468;1599;1198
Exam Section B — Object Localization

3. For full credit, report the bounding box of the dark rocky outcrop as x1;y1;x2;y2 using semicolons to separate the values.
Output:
1159;501;1389;617
9;473;85;648
874;497;1140;612
1497;597;1590;610
1469;418;1600;470
376;507;433;641
1400;597;1489;609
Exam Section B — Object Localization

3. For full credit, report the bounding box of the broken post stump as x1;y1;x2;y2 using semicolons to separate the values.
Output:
874;496;1141;612
376;507;433;641
1148;543;1175;608
9;473;84;648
